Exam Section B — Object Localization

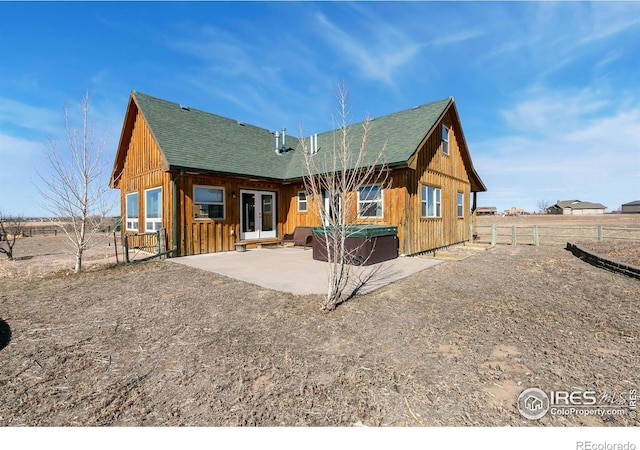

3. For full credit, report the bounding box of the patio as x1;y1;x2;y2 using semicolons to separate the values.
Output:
169;246;443;295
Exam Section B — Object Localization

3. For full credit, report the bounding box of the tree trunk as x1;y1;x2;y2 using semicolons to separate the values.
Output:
75;249;83;273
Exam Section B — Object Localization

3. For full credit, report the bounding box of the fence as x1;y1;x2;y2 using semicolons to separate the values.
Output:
21;224;115;237
473;224;640;246
22;226;61;237
122;229;172;263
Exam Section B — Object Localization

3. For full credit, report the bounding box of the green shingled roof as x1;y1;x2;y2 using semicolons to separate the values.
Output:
131;91;456;181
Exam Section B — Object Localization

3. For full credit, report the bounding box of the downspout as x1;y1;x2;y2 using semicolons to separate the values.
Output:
172;169;184;255
471;191;478;241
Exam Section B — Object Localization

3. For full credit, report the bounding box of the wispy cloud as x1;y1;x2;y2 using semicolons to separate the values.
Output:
430;29;484;46
0;133;44;215
474;87;640;210
313;11;423;87
576;10;640;46
480;2;640;83
500;88;609;135
165;21;331;130
0;98;60;135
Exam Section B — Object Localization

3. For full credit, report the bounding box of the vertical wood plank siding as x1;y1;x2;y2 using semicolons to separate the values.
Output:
404;111;471;254
115;110;175;251
179;175;285;256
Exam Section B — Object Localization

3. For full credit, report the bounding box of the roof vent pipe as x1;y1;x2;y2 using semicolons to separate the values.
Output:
281;127;286;152
274;131;280;154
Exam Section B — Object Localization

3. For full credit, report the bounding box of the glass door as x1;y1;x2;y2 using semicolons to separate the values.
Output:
241;192;257;240
240;190;276;240
261;193;274;234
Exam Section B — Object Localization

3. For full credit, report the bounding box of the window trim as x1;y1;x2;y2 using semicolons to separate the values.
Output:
193;185;226;221
442;124;450;156
297;191;308;213
125;192;139;232
421;184;442;219
145;187;162;232
357;184;384;219
457;191;464;218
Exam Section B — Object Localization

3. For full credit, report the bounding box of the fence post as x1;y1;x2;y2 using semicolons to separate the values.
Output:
113;231;119;264
512;226;516;245
491;224;497;245
533;225;539;246
598;225;603;242
124;234;130;263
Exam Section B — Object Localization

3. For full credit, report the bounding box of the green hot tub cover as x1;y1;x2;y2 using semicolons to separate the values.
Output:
312;225;398;239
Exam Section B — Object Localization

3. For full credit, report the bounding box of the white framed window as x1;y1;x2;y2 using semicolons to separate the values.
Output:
125;192;138;231
442;124;450;155
193;186;225;220
421;185;441;218
457;192;464;218
145;187;162;231
358;184;383;218
297;191;308;212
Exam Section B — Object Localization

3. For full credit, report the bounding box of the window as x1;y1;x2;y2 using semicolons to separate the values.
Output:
125;192;138;231
457;192;464;218
421;185;441;218
145;187;162;231
194;186;225;220
442;124;449;155
297;191;308;212
358;185;383;218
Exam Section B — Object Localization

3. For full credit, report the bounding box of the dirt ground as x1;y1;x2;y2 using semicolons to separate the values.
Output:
0;218;639;426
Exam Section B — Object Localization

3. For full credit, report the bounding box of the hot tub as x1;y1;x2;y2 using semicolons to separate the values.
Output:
312;225;398;266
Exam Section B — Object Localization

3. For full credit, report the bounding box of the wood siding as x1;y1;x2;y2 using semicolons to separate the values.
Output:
114;110;175;251
176;174;285;256
281;184;321;234
403;111;471;254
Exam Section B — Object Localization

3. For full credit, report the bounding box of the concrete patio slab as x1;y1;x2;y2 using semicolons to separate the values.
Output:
169;247;443;295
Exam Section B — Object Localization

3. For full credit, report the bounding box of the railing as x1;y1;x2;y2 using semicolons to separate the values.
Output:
473;224;640;246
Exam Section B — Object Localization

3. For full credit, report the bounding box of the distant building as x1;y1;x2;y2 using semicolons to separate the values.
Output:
621;200;640;214
505;207;525;216
477;206;498;216
547;200;606;215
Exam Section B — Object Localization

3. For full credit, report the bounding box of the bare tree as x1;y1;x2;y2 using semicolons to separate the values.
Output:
300;83;388;312
36;91;112;273
536;200;552;214
0;212;25;261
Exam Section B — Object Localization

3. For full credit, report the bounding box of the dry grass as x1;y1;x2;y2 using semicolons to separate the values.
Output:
1;228;638;426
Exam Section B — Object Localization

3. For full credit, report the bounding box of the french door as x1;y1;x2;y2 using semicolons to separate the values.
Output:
240;190;276;240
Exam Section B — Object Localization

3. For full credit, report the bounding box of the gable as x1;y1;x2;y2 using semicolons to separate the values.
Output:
406;101;486;192
110;95;169;188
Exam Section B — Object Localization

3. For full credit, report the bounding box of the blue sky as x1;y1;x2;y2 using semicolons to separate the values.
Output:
1;1;639;217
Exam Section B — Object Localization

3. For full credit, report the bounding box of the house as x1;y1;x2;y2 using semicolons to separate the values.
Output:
547;200;606;215
621;200;640;214
110;91;486;257
476;207;498;216
505;207;525;216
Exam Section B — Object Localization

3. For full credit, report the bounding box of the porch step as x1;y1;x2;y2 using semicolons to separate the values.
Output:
234;238;282;250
